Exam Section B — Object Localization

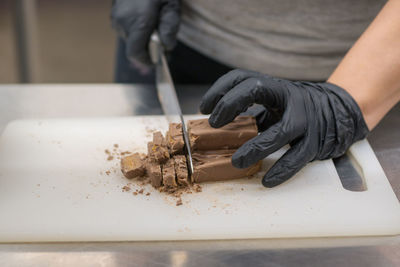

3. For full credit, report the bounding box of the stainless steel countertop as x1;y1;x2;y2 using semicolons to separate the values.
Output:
0;84;399;267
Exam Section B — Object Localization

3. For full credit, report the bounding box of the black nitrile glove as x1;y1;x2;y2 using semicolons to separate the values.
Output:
111;0;180;65
200;69;369;188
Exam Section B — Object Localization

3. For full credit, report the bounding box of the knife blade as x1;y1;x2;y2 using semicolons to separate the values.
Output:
149;33;194;175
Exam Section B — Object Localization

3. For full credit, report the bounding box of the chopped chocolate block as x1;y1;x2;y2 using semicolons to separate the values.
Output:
119;116;262;191
188;116;258;151
146;161;162;188
174;155;189;186
162;158;177;187
148;131;169;163
120;153;146;179
192;150;261;183
166;123;184;155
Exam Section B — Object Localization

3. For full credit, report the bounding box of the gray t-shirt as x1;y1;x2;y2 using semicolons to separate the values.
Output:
178;0;386;81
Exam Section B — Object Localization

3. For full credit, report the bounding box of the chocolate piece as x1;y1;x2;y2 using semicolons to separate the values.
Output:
146;161;162;188
162;158;177;187
120;153;146;179
192;150;261;183
174;155;189;186
166;123;184;155
188;116;258;150
148;131;169;163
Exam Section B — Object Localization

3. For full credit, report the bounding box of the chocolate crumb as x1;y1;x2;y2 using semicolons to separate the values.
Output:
105;170;111;175
176;198;183;206
133;192;138;196
114;144;119;148
146;192;150;196
107;155;114;161
122;185;131;192
193;184;202;192
105;149;110;154
138;189;144;194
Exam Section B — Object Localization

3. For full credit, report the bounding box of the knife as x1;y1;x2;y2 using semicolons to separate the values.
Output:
149;33;194;175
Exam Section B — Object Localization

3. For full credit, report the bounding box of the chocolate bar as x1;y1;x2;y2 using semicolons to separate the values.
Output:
192;150;261;183
188;116;258;151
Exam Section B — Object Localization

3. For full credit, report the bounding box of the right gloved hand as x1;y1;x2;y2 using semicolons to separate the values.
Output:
200;69;369;187
111;0;180;66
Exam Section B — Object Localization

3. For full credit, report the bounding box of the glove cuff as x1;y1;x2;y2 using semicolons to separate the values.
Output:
321;82;369;142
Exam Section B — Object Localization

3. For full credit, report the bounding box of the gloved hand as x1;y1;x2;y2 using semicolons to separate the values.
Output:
111;0;180;66
200;69;369;187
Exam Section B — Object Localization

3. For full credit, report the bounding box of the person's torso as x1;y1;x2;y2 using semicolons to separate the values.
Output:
178;0;386;81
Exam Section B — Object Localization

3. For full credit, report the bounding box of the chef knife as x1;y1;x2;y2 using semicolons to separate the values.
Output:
149;33;194;175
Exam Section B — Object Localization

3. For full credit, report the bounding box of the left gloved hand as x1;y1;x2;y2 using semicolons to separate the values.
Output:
111;0;180;66
200;69;369;187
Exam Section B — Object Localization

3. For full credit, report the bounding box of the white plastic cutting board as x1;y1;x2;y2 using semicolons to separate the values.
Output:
0;116;399;242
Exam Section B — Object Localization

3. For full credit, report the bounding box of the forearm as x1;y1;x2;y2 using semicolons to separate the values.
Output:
328;0;400;130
